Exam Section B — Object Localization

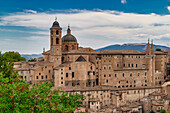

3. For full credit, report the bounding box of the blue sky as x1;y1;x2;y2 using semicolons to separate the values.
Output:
0;0;170;54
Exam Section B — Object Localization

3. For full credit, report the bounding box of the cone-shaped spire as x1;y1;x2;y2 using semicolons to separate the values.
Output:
147;38;150;48
67;24;71;34
151;39;154;55
146;38;151;55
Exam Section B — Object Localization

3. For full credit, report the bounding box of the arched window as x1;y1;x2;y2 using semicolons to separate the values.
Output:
62;57;64;62
65;45;68;51
91;66;92;70
71;45;74;50
56;38;59;44
56;30;59;35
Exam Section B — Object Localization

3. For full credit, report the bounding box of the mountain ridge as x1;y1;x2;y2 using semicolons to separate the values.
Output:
21;43;170;60
96;43;170;51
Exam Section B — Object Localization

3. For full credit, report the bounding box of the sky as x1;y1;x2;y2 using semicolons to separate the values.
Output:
0;0;170;54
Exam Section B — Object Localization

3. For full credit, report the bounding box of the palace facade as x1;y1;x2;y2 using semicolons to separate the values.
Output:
14;19;170;113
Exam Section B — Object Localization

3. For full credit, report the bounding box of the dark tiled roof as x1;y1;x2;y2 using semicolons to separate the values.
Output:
75;56;87;62
52;21;60;27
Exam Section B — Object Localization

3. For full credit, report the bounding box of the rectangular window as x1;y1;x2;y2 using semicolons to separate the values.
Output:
136;64;138;67
49;70;51;73
66;73;68;78
72;72;74;78
117;64;119;67
123;64;125;67
37;76;38;79
69;67;71;70
128;64;130;67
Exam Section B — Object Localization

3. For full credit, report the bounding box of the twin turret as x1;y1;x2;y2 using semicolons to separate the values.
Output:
146;39;154;55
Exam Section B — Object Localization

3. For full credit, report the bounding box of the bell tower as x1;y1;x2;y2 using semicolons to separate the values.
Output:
50;18;62;67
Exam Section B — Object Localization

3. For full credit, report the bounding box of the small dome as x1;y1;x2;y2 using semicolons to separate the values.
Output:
62;25;77;42
62;34;77;42
52;21;60;27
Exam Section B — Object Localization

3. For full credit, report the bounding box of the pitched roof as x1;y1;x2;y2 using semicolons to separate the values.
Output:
75;56;87;62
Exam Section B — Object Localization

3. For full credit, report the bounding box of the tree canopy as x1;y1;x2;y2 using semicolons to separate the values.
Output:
2;51;26;62
155;48;162;51
0;51;85;112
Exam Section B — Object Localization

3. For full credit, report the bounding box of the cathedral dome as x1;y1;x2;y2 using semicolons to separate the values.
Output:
62;26;77;42
62;34;77;42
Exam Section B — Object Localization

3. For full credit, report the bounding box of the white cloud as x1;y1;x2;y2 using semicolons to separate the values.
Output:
167;6;170;12
24;10;37;14
0;9;170;53
121;0;127;4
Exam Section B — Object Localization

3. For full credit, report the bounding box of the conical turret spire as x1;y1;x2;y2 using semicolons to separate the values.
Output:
151;39;154;54
146;38;151;55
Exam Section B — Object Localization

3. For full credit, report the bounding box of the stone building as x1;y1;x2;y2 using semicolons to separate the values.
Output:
14;19;170;112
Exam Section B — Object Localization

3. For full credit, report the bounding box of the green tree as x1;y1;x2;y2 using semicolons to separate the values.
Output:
28;58;36;62
156;48;162;51
2;51;26;62
0;52;18;78
160;110;167;113
0;52;85;112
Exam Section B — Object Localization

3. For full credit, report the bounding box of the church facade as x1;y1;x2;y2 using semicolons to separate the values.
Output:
14;20;170;112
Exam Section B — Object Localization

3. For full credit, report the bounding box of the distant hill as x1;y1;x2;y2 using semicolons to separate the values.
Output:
21;43;170;61
21;54;42;61
96;43;170;51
